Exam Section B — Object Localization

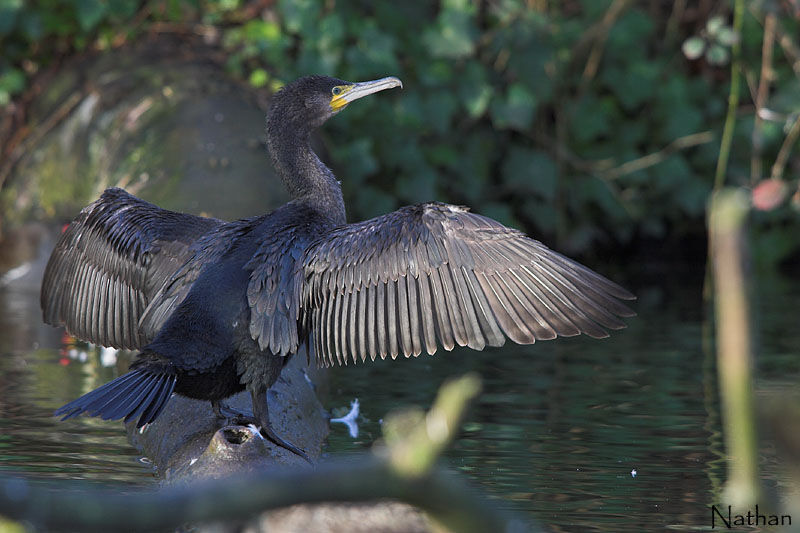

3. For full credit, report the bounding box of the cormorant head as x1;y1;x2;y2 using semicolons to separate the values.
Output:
267;75;403;134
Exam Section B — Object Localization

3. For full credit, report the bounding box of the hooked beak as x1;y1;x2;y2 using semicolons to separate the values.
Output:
331;76;403;111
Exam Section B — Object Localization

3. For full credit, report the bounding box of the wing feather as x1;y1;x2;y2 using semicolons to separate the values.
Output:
376;281;387;359
417;270;437;355
366;284;377;360
41;188;221;349
301;203;635;367
428;267;455;351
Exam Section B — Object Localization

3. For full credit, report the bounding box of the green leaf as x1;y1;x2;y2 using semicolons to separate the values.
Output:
569;94;617;144
107;0;139;19
502;148;556;201
18;10;43;40
768;79;800;115
650;154;692;190
421;90;458;134
653;78;704;143
351;22;398;73
459;80;492;118
422;5;478;59
279;0;320;35
455;62;492;117
317;13;344;50
336;138;378;186
0;67;25;94
490;83;537;131
75;0;108;31
248;68;268;88
0;0;21;35
578;176;627;222
448;133;494;204
603;61;660;111
0;67;24;105
604;9;654;62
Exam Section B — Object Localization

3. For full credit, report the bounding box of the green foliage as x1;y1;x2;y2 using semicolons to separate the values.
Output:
216;0;742;251
4;1;800;260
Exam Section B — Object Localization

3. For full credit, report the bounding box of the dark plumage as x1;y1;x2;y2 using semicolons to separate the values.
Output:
43;75;635;460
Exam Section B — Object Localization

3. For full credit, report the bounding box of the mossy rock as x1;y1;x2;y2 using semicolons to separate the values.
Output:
1;35;288;228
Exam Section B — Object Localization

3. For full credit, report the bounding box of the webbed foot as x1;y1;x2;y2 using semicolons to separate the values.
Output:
211;400;257;426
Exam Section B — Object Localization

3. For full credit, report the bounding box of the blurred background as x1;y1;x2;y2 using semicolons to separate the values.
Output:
1;1;799;531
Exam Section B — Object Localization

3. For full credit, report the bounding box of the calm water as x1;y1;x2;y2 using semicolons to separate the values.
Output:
1;245;798;531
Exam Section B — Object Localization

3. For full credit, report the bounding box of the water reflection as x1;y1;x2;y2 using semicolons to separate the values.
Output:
1;237;797;529
0;228;152;486
325;273;799;531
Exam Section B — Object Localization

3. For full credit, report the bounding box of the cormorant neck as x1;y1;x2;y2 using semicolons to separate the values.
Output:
266;116;346;225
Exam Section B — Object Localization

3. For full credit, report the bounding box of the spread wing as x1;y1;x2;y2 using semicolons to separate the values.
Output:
41;187;222;349
301;202;635;367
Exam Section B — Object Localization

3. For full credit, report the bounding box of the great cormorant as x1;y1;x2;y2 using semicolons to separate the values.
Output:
43;75;635;460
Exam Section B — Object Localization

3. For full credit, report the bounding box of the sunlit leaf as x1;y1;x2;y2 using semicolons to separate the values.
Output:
706;16;725;37
682;36;706;60
705;44;729;66
457;64;493;118
0;67;25;94
422;5;477;59
248;68;268;88
716;27;738;46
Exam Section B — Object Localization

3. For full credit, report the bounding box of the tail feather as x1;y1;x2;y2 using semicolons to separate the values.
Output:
55;370;177;428
107;376;160;421
56;371;144;420
136;376;175;426
88;372;151;419
121;375;168;425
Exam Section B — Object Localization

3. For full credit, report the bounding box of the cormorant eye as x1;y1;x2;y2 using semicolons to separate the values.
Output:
332;86;343;96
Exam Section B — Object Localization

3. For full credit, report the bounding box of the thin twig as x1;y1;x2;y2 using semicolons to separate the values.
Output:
664;0;687;47
529;129;715;181
580;0;634;88
747;2;800;77
770;114;800;180
598;131;715;180
713;0;744;191
751;13;776;183
0;91;84;191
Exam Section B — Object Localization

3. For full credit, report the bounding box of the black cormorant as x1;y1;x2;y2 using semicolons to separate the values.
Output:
43;75;635;460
